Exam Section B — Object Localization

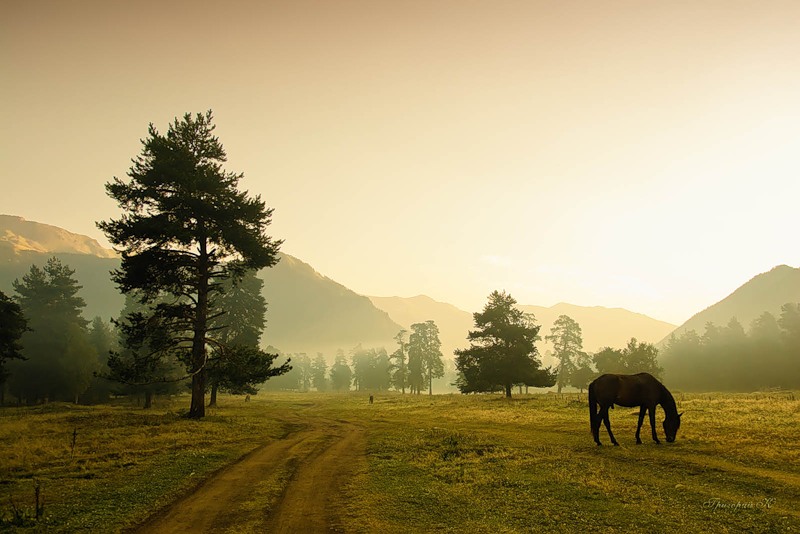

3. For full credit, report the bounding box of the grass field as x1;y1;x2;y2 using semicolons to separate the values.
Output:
1;391;799;533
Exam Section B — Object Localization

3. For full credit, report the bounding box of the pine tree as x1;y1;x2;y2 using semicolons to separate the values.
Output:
0;290;28;403
98;111;282;418
389;329;408;393
545;315;586;393
9;258;96;403
311;353;329;391
408;321;444;395
455;291;555;398
206;271;289;406
329;350;352;391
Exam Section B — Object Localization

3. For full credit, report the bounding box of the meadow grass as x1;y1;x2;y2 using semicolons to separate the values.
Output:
1;391;799;533
0;396;288;531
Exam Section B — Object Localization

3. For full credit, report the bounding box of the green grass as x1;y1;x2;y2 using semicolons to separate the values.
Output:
336;392;800;533
2;391;799;533
0;397;288;531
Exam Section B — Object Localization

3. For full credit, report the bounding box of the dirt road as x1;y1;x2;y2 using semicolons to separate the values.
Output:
133;418;366;533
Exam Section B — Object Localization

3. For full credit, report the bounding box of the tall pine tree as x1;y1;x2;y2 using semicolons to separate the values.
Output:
99;111;282;418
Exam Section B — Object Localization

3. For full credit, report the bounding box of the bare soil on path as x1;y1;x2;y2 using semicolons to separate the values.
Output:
132;417;366;534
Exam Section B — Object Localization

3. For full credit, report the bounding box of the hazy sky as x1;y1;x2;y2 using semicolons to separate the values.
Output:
3;0;799;324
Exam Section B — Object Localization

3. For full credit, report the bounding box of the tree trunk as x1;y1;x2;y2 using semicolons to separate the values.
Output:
188;240;209;419
428;373;433;396
505;384;512;398
209;382;218;407
143;390;153;409
189;369;206;418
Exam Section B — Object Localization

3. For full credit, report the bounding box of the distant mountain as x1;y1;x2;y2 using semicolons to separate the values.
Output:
0;215;117;258
659;265;800;344
261;254;401;355
0;216;401;357
0;250;125;323
368;295;474;358
369;295;677;363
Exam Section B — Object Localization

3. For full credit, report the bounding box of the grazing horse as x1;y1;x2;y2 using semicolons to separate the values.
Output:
588;373;682;446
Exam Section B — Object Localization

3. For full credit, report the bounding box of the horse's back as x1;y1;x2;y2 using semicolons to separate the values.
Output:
590;372;661;407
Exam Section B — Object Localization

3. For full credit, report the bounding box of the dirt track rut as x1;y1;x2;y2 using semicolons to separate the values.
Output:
133;418;365;533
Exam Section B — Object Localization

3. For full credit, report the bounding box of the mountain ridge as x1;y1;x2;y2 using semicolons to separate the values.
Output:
0;215;117;258
0;216;401;357
658;264;800;345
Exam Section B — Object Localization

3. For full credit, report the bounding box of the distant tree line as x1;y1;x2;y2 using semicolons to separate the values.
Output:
660;305;800;391
261;321;450;394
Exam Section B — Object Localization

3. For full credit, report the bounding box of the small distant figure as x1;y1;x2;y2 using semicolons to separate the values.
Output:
369;394;374;405
245;394;251;403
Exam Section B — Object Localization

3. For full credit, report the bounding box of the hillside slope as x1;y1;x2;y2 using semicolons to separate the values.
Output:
659;265;800;343
0;217;402;357
368;295;474;357
261;254;401;354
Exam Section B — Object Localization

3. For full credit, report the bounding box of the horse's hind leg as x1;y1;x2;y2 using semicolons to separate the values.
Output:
592;407;603;445
648;406;660;444
601;406;619;446
635;406;646;444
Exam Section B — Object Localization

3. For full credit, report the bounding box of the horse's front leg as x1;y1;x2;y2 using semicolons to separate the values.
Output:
601;406;619;446
648;406;660;444
635;406;646;444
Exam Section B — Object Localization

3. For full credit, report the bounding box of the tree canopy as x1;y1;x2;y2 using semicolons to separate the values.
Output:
455;291;555;397
206;271;289;406
545;314;588;393
8;258;96;404
593;338;662;379
98;111;282;418
408;321;444;395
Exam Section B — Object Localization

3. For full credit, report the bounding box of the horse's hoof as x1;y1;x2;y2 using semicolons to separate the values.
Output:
636;441;642;445
612;442;619;446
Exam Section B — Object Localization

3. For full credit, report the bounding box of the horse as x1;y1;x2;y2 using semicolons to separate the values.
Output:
588;372;682;446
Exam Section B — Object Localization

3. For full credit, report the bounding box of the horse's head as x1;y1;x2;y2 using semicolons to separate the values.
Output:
663;412;683;442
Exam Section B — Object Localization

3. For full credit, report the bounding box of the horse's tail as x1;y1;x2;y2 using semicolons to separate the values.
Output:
588;381;597;433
